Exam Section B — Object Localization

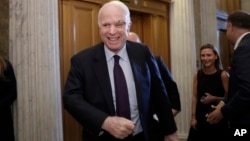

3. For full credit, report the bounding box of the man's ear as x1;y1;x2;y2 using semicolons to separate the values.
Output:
227;22;233;31
127;22;132;32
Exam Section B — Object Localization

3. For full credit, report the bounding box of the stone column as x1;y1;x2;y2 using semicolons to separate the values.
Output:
169;0;196;139
194;0;217;68
199;0;217;46
9;0;63;141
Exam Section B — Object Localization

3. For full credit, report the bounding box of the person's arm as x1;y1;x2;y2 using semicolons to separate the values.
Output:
149;53;177;135
221;46;250;120
155;56;181;114
0;60;17;109
164;132;179;141
200;93;224;104
101;116;135;139
63;55;109;132
221;70;229;96
190;73;198;129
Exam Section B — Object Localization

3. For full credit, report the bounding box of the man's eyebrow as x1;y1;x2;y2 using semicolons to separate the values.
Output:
117;20;126;23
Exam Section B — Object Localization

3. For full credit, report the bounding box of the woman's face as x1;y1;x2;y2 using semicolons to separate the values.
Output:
200;48;217;68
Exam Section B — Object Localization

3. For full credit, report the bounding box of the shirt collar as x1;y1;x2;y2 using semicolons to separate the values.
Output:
104;44;129;62
234;32;250;50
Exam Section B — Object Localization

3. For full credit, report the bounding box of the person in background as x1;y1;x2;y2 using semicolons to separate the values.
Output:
127;32;181;117
187;44;229;141
63;1;178;141
0;55;17;141
127;32;141;43
206;11;250;140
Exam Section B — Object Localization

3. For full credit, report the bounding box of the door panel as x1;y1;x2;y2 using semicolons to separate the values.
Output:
61;1;99;141
218;30;233;71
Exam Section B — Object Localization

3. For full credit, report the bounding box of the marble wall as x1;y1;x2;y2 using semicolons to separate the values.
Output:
170;0;197;139
9;0;63;140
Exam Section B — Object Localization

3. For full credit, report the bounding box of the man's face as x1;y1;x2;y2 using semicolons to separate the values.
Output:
99;5;129;53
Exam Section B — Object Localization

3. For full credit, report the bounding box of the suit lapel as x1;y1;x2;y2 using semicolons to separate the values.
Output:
127;42;152;122
126;44;143;113
93;45;115;115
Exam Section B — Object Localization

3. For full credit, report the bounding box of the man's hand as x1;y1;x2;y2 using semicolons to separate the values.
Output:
200;93;214;104
164;131;179;141
101;116;135;139
206;101;225;124
172;109;179;117
190;118;197;130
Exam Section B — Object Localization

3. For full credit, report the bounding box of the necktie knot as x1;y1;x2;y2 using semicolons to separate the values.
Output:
114;55;120;63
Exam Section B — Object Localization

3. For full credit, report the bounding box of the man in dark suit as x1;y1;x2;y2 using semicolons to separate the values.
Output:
63;1;178;141
128;32;181;117
155;56;181;116
206;11;250;140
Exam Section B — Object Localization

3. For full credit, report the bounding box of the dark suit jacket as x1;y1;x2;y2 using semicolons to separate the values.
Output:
221;33;250;126
63;41;177;141
155;56;181;111
0;59;16;141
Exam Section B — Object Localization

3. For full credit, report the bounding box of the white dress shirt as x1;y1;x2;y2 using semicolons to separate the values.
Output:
104;45;143;135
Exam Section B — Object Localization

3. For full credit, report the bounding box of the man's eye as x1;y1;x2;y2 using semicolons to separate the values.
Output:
116;22;125;27
102;24;110;27
116;24;123;27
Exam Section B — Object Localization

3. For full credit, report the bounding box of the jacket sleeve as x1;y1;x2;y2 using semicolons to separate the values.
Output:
0;60;17;109
155;56;181;111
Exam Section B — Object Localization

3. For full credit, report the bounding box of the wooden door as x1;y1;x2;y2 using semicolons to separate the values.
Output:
130;11;143;41
130;12;171;67
216;0;241;71
218;30;234;71
60;1;100;141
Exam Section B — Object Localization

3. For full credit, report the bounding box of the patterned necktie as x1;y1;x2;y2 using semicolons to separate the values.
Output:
113;55;131;119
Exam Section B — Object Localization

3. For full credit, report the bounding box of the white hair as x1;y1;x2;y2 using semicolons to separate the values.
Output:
97;1;131;29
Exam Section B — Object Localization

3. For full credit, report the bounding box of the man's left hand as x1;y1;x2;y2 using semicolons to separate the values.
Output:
206;101;224;124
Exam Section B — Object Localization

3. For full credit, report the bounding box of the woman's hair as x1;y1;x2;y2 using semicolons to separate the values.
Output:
0;56;7;79
200;43;223;70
